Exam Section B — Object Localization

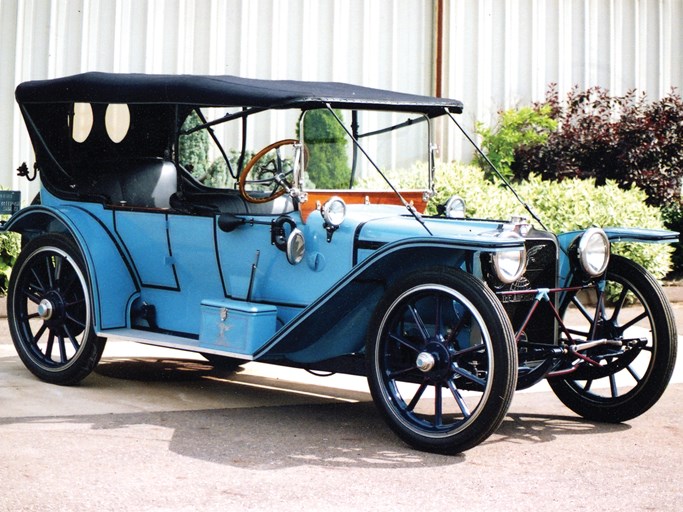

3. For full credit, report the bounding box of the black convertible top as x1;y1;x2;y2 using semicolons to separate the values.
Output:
15;72;463;115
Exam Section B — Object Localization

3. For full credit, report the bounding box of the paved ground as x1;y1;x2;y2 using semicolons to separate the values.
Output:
0;304;682;511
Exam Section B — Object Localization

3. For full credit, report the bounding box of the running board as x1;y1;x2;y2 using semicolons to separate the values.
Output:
99;328;255;361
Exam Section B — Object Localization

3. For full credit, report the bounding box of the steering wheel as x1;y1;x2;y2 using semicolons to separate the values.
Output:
239;139;305;204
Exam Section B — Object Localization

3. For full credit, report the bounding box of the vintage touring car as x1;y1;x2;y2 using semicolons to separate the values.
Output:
2;72;678;453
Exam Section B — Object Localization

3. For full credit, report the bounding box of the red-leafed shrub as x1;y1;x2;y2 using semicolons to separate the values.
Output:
513;85;683;209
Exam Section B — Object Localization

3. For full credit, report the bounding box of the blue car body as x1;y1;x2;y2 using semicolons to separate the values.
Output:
4;187;531;364
3;72;677;454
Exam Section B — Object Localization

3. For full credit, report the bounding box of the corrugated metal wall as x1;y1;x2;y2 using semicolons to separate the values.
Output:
441;0;683;158
1;0;681;201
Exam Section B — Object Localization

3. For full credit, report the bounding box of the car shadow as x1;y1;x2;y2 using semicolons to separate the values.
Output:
493;411;630;446
2;356;631;469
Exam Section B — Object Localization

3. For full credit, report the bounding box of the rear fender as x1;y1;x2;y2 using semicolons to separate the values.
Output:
2;205;138;330
255;236;516;364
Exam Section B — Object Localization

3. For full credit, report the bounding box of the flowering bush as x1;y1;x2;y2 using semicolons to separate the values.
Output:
430;162;673;279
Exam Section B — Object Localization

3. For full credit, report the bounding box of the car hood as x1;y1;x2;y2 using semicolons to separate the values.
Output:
347;205;525;251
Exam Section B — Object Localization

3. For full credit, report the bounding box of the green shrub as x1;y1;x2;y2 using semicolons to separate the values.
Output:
298;109;350;189
430;162;673;279
661;202;683;273
475;105;557;182
201;149;252;189
355;162;429;191
178;110;210;179
178;111;247;188
476;86;683;275
0;227;20;295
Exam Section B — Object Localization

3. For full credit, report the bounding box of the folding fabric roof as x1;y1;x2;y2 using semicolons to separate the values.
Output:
16;72;463;115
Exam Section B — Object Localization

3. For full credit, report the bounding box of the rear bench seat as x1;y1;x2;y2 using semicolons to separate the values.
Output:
78;158;294;215
78;158;177;209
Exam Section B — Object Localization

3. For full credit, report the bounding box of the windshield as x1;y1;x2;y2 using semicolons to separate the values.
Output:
177;106;433;195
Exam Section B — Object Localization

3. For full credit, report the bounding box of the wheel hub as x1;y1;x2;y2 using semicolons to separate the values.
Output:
415;341;451;380
37;299;54;320
416;352;435;372
594;319;620;341
37;291;66;326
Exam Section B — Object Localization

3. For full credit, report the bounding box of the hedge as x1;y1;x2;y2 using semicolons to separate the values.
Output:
429;162;673;279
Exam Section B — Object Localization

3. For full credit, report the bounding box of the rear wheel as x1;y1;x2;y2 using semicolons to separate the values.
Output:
549;255;677;422
367;268;517;454
8;234;105;385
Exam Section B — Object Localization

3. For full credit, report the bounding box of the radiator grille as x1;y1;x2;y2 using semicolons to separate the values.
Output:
487;235;558;345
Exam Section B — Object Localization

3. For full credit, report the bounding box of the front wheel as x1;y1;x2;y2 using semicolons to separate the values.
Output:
8;234;105;385
550;255;677;422
366;268;517;454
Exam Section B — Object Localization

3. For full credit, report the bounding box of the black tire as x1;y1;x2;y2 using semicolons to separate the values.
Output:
366;268;517;454
549;255;677;422
8;234;105;385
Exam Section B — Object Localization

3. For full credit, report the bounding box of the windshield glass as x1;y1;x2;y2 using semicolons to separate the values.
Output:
177;107;432;193
301;109;431;191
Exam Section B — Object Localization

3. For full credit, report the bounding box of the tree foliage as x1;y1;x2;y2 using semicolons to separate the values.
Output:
475;105;557;182
178;110;209;179
299;109;350;189
178;111;243;188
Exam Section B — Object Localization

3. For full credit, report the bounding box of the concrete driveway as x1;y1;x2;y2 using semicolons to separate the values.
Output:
1;307;682;512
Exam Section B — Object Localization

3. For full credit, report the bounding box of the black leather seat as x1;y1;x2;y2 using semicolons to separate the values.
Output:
78;158;177;208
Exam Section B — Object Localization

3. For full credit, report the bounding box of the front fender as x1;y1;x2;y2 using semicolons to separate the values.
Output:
2;205;138;330
558;227;678;248
602;227;679;244
557;226;679;285
255;236;518;364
